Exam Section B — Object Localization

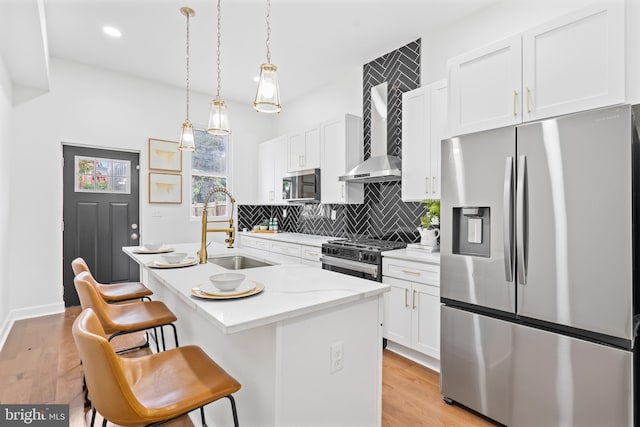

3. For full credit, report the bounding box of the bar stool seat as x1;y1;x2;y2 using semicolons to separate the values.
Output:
74;271;178;351
72;257;153;303
73;309;241;427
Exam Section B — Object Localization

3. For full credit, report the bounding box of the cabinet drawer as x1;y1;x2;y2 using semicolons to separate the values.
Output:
254;239;270;251
269;241;301;257
382;258;439;286
241;236;270;251
299;245;321;262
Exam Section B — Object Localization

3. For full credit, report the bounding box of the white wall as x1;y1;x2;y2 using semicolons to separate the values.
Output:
0;55;12;332
6;57;272;316
272;66;362;136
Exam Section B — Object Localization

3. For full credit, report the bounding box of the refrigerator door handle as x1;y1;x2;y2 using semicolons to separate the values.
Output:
503;157;514;282
516;155;528;285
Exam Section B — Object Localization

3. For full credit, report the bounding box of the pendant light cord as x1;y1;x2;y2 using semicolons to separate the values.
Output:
265;0;271;64
185;10;191;122
216;0;222;99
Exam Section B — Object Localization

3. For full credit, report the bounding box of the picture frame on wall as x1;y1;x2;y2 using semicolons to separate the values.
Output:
149;172;182;204
148;138;182;172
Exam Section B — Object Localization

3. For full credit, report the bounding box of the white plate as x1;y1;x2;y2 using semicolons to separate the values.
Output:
146;257;198;268
133;247;175;254
191;281;265;300
199;280;257;297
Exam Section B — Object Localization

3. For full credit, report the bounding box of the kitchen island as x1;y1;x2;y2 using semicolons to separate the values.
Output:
124;243;388;427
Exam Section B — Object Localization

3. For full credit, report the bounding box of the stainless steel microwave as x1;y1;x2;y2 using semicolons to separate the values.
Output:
282;169;321;203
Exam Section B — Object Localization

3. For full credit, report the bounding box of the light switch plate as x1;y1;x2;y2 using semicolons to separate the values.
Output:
468;218;482;244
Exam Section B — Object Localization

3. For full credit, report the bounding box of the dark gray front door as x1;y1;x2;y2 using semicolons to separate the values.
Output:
63;145;140;307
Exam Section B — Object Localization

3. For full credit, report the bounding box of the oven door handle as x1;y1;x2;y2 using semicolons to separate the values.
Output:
321;255;379;278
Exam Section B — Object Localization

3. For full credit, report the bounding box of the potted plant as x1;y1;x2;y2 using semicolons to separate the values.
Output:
418;199;440;247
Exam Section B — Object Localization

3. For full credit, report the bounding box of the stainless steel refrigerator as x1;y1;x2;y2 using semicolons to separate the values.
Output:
440;104;638;426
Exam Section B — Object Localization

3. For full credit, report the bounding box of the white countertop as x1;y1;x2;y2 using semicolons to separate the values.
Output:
382;248;441;264
124;243;389;335
238;231;335;247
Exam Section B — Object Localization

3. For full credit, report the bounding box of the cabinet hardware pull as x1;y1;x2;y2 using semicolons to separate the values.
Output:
412;290;417;309
405;289;409;308
526;87;531;113
432;176;436;194
402;269;420;276
425;177;430;194
341;184;345;199
513;90;518;116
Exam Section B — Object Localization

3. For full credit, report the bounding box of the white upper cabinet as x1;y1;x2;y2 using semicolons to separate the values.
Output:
448;35;522;136
258;139;275;204
320;114;364;204
522;3;625;121
288;126;321;172
430;79;447;198
258;135;287;204
272;136;288;204
401;79;447;202
448;2;624;136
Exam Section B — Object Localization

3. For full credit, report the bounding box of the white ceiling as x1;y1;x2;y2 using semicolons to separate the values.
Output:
43;0;498;105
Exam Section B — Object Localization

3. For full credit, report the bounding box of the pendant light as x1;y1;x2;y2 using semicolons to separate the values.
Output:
179;7;196;151
254;0;281;113
207;0;231;135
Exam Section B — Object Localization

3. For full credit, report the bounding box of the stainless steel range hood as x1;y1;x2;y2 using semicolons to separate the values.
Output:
339;81;402;183
338;155;402;183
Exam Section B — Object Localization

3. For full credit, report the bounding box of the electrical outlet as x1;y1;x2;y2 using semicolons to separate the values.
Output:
329;341;344;374
330;209;337;221
283;208;287;218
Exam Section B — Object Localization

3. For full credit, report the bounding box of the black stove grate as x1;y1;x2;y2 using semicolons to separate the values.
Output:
326;239;407;251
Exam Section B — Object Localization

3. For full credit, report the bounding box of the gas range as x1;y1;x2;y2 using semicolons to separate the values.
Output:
321;238;407;281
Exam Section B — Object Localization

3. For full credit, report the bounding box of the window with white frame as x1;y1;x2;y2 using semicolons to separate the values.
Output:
191;129;230;218
75;156;131;194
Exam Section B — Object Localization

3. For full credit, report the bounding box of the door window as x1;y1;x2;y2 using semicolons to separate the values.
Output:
75;156;131;193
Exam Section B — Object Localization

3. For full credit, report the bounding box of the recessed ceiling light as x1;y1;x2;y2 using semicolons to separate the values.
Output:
103;26;122;38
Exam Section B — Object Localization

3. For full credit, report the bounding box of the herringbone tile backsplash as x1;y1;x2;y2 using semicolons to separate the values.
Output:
238;39;425;244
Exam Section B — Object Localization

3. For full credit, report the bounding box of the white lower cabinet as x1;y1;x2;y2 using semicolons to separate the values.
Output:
237;234;322;268
382;257;440;360
300;244;322;268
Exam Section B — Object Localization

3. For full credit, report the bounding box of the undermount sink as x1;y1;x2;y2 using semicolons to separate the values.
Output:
207;255;273;270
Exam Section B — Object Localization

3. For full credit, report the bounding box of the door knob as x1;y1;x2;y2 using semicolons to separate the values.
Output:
131;233;139;240
131;223;138;230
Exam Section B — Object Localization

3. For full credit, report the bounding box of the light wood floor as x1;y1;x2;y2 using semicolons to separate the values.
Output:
0;307;495;427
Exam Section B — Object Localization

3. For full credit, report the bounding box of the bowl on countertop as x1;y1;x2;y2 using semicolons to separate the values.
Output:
207;273;246;292
161;252;187;264
144;243;163;250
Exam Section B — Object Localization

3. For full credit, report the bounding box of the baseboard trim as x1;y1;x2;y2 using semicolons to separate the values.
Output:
0;302;65;351
385;341;441;373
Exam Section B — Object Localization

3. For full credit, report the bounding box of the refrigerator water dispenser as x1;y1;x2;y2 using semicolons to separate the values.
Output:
452;207;490;257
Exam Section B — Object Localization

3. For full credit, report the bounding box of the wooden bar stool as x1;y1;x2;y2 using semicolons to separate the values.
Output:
73;308;241;427
72;257;153;303
73;271;178;353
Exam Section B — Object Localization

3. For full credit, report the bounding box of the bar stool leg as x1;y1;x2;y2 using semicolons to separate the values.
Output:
160;326;167;352
227;395;240;427
200;407;207;427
